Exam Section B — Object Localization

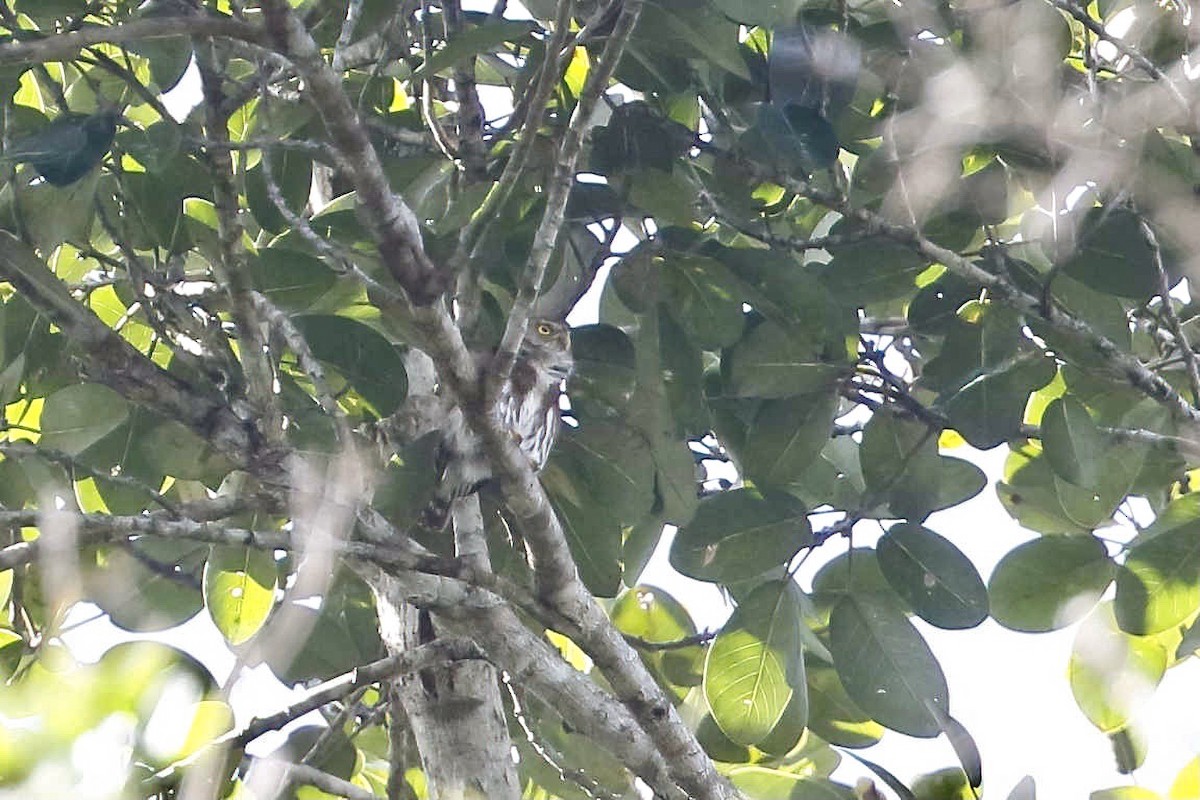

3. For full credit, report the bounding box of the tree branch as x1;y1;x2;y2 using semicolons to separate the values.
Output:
232;640;483;748
258;0;449;305
1142;218;1200;404
1048;0;1192;117
0;17;265;66
451;0;575;279
488;0;639;397
0;232;279;476
730;159;1200;426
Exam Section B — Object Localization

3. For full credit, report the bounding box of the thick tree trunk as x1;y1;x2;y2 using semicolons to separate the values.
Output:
374;577;520;800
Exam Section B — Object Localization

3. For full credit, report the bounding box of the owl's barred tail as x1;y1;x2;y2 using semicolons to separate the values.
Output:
419;499;452;531
419;477;493;530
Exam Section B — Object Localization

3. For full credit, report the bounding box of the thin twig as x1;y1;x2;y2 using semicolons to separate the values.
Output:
488;0;638;403
449;0;575;281
1048;0;1191;115
0;440;179;514
280;763;378;800
444;0;489;182
716;145;1200;425
1142;218;1200;404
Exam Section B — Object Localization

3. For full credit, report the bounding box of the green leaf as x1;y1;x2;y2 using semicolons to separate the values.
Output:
861;409;935;500
755;689;810;757
139;419;234;484
671;488;811;583
14;0;86;21
741;389;838;489
812;548;900;605
997;444;1093;535
87;540;206;632
727;321;846;398
1090;788;1161;800
611;584;702;688
651;434;701;526
250;247;338;312
942;714;983;789
710;0;804;26
660;254;745;349
246;149;314;234
729;769;856;800
203;546;278;646
828;593;949;737
545;421;656;526
0;628;23;682
545;420;657;591
859;409;985;520
411;19;538;80
1063;208;1166;300
39;383;130;456
705;581;805;747
264;570;384;683
1115;522;1200;635
636;1;751;80
556;507;622;596
293;315;407;414
118;171;189;253
821;234;929;306
569;324;637;414
877;523;988;630
741;104;840;173
9;171;102;252
1041;396;1104;489
805;657;885;749
1069;603;1167;732
989;535;1115;632
944;354;1056;449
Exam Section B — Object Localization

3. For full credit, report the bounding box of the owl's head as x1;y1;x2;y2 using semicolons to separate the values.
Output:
521;319;573;379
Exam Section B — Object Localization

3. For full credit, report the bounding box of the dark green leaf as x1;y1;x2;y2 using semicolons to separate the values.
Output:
246;150;314;234
877;523;988;630
829;593;949;737
821;233;929;306
1062;208;1167;300
741;389;838;489
727;321;846;398
660;255;745;349
250;248;337;311
293;315;407;415
411;19;538;80
545;421;656;526
711;0;804;26
86;540;205;632
39;383;130;456
1041;396;1104;489
805;657;885;748
671;488;811;583
264;570;384;683
741;104;840;173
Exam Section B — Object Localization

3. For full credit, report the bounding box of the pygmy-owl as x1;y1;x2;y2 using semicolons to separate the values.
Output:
421;319;574;529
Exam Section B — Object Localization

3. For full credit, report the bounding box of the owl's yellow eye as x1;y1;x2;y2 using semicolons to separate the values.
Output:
536;323;554;336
